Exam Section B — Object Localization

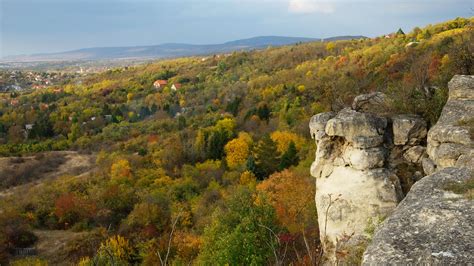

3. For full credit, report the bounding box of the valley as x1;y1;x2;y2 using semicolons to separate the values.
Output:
0;17;472;265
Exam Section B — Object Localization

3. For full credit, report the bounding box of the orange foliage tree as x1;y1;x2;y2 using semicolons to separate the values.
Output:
54;193;96;227
257;170;319;263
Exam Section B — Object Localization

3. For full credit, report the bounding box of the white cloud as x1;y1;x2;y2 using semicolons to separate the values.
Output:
288;0;335;14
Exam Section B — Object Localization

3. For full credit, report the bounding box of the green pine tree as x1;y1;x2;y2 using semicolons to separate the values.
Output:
254;135;280;179
279;141;299;170
246;155;257;175
197;187;279;265
207;130;227;160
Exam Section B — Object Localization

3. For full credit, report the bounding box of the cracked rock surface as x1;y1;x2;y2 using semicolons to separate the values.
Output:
362;168;473;265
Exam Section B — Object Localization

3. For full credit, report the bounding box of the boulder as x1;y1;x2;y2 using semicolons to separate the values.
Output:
403;145;426;164
427;143;468;169
426;75;473;172
421;157;436;175
447;74;474;100
352;92;389;113
309;112;336;140
428;125;471;146
392;114;427;145
456;151;474;169
325;108;387;139
362;167;474;265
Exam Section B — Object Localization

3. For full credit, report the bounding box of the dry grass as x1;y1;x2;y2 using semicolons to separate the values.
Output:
32;230;90;265
444;176;474;200
0;151;95;196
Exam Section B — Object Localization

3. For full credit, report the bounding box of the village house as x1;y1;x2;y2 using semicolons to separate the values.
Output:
32;85;46;90
171;83;182;91
385;28;405;39
39;103;49;110
153;80;168;89
7;85;22;91
10;99;19;106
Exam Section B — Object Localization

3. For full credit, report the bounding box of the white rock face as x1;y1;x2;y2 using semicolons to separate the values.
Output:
309;112;336;140
312;75;473;265
316;167;401;247
309;92;431;263
345;147;386;170
426;75;474;172
309;107;406;263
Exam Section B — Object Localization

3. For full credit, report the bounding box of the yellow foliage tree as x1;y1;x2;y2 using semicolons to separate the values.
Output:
239;170;256;186
77;257;91;266
98;235;133;262
172;231;203;263
224;132;252;169
127;92;134;102
326;42;336;53
110;159;132;182
64;84;74;94
297;85;306;93
214;117;236;136
270;131;304;153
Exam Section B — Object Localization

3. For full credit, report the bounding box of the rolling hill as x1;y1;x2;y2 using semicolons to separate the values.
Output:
2;35;365;62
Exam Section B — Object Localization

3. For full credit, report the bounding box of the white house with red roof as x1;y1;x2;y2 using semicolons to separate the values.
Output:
153;80;168;89
171;83;182;91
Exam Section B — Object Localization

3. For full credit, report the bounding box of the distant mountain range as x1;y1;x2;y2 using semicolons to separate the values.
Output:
2;36;366;62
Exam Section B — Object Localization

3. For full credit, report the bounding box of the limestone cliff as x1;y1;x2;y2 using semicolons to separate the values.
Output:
362;75;473;264
309;97;426;263
310;75;473;264
424;75;474;173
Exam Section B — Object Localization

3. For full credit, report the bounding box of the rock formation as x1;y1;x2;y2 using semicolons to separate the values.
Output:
310;75;473;264
362;75;473;264
309;97;427;263
425;75;474;173
362;167;473;265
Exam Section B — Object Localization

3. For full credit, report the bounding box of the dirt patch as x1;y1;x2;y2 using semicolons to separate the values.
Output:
32;230;90;265
0;151;95;196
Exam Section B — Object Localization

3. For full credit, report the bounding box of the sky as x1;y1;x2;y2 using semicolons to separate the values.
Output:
0;0;472;57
